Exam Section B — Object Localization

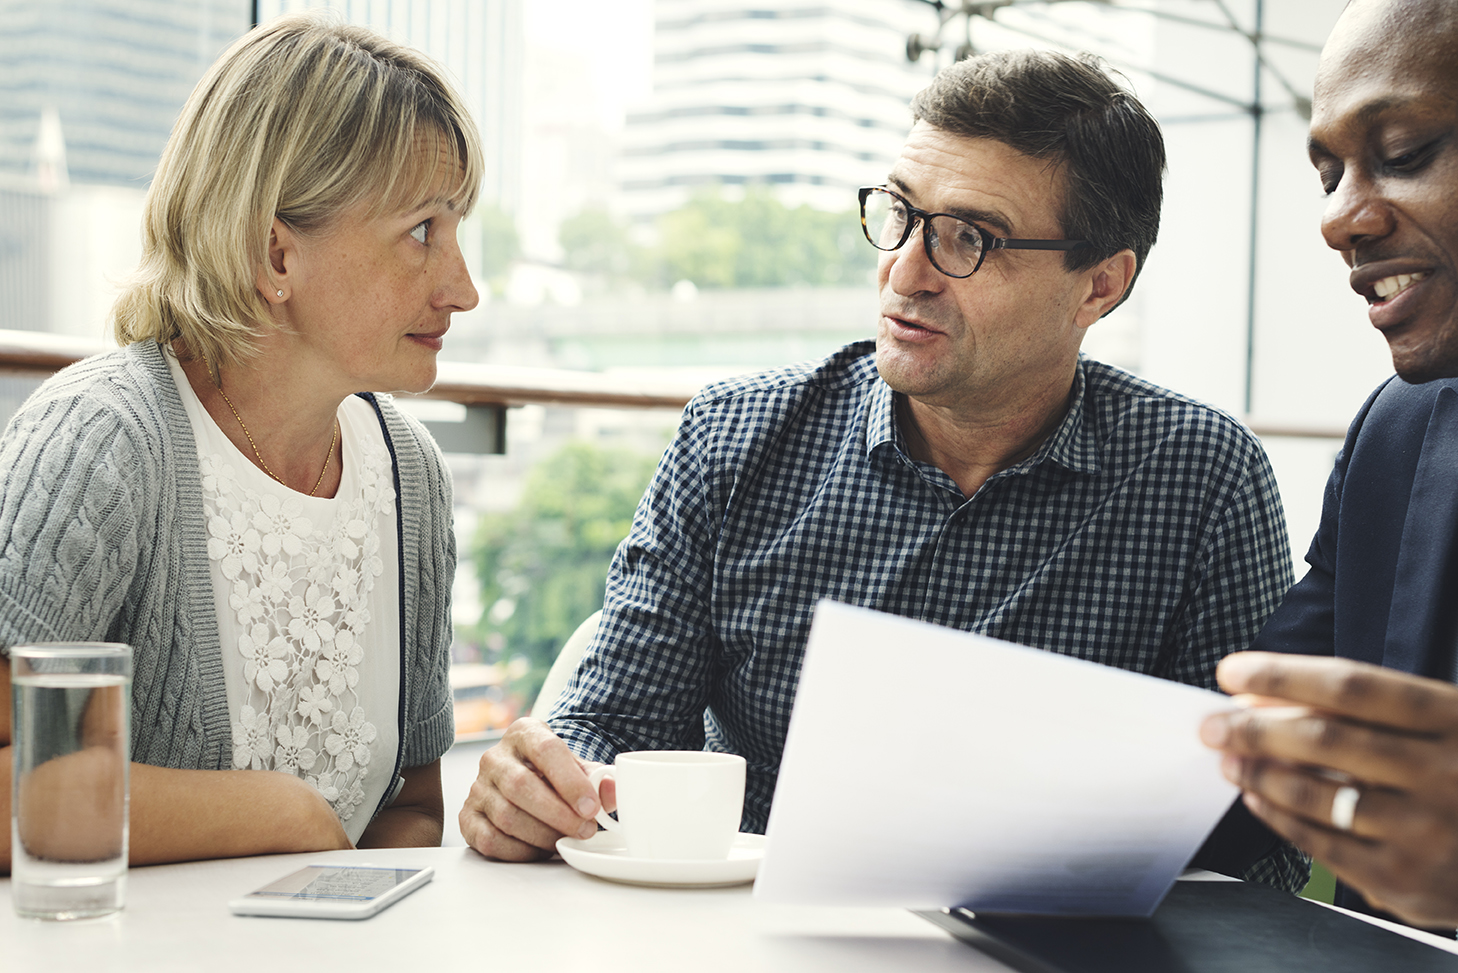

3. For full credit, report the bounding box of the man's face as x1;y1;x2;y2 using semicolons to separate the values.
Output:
874;122;1099;411
1308;0;1458;383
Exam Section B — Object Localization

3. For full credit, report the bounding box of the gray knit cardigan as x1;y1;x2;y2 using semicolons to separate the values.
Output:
0;340;456;775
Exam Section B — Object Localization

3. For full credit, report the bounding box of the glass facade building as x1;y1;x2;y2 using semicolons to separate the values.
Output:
258;0;525;211
0;0;248;189
619;0;933;221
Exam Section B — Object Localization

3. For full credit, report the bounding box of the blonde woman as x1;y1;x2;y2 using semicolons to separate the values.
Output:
0;13;478;868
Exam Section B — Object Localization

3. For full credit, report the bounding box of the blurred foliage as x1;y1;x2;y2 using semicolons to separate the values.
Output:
471;442;658;704
1298;861;1335;904
658;187;874;288
478;202;521;295
558;186;877;291
559;205;643;279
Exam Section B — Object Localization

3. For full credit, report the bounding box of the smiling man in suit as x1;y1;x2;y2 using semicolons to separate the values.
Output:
1200;0;1458;930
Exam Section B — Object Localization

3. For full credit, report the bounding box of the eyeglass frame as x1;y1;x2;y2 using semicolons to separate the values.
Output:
857;185;1091;279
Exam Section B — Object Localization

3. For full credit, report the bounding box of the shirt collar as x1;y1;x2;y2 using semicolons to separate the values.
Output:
1020;358;1100;476
863;357;1101;477
865;376;901;455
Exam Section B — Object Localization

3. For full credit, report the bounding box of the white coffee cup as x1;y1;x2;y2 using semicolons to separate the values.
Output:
587;751;746;860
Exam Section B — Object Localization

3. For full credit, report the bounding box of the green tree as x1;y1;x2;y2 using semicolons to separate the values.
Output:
654;186;877;289
559;205;641;279
657;191;748;288
556;189;878;292
471;442;658;704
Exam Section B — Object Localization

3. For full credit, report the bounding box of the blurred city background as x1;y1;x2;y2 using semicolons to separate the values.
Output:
0;0;1375;746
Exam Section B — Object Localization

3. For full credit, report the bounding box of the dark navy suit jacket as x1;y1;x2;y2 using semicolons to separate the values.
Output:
1251;374;1458;920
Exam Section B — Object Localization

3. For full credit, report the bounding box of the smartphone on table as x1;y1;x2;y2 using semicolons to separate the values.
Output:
228;864;434;920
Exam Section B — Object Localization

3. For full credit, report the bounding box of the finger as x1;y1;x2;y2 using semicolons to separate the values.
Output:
459;766;588;858
597;774;617;814
484;738;598;841
1217;653;1458;735
1241;791;1458;928
457;793;554;862
1203;707;1442;791
1240;790;1380;887
1230;695;1312;716
476;779;584;849
1220;755;1399;840
505;719;602;821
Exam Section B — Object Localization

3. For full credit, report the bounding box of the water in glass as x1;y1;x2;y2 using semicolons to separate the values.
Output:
11;669;130;920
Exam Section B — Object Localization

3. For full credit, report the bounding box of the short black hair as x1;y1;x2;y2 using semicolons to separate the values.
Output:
911;50;1165;301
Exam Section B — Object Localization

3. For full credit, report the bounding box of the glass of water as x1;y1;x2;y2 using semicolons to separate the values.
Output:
10;642;131;920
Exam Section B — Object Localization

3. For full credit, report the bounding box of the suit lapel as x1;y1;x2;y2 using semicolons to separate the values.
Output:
1385;385;1458;678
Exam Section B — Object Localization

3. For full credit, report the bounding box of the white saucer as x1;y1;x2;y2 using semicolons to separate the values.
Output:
555;832;764;888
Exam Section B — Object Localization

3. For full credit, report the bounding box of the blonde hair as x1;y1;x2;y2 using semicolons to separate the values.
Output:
113;12;483;368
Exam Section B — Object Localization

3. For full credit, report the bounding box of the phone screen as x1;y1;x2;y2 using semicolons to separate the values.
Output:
246;866;422;902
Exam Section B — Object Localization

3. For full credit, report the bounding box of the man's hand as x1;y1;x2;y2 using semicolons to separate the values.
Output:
458;718;612;861
1200;651;1458;927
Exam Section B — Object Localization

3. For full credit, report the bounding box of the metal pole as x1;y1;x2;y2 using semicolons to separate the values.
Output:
1244;0;1263;415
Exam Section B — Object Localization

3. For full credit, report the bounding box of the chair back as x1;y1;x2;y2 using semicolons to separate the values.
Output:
528;610;602;719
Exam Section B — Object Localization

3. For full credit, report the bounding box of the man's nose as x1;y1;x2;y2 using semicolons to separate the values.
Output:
1320;172;1394;253
884;222;945;295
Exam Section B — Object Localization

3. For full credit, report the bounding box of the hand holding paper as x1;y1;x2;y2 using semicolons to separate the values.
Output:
754;601;1241;916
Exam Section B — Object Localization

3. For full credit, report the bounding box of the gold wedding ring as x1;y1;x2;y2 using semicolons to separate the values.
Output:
1330;784;1361;832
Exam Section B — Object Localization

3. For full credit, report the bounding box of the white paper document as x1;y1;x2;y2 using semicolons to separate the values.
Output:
753;601;1242;917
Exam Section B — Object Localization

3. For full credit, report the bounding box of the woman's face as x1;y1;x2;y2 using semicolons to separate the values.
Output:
274;141;479;395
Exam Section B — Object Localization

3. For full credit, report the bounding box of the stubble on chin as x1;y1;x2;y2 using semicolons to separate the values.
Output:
1388;319;1458;384
873;338;952;403
873;333;917;393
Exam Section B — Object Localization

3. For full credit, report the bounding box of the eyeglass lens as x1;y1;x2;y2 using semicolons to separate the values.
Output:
861;188;983;277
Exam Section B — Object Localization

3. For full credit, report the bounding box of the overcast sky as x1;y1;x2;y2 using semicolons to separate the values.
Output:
525;0;654;131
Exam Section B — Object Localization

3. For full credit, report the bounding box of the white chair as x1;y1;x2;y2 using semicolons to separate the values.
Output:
527;610;602;719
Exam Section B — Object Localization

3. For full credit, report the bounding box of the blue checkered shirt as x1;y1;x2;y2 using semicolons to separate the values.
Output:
551;340;1301;888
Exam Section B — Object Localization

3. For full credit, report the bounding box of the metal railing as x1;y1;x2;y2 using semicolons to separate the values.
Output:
0;328;1344;441
0;329;699;454
0;329;698;408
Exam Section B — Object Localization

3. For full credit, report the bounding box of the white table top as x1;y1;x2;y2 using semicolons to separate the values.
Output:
1;846;1001;973
8;846;1458;972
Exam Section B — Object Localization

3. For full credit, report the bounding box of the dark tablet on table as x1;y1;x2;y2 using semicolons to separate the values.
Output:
916;879;1458;973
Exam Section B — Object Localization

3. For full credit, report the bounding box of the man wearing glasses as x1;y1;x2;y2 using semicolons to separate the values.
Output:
461;49;1302;887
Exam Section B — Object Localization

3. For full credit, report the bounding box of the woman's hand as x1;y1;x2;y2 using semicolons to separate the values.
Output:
1;659;12;872
0;647;346;874
4;754;353;875
357;760;444;848
14;745;126;864
129;765;351;865
0;656;10;747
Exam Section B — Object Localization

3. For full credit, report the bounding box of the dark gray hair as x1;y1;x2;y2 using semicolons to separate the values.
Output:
912;49;1165;299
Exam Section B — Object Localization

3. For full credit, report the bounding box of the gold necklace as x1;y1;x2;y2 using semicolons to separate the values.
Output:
215;384;337;497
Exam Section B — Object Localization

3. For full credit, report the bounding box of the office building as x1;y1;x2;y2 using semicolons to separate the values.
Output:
259;0;525;211
619;0;934;221
0;0;248;189
0;0;248;334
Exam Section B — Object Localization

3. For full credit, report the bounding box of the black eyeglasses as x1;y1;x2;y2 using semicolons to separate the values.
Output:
858;186;1090;278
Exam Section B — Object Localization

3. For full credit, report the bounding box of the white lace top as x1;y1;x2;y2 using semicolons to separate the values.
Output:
167;353;402;844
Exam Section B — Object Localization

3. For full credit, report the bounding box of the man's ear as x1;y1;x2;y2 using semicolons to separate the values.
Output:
1074;249;1137;329
255;217;298;304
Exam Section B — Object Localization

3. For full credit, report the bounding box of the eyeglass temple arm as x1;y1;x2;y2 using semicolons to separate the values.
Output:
991;238;1091;251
